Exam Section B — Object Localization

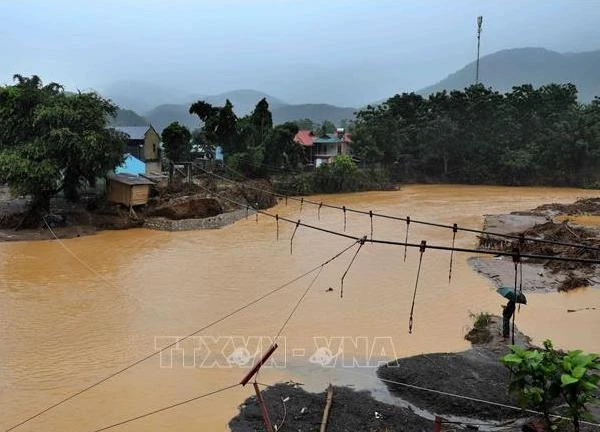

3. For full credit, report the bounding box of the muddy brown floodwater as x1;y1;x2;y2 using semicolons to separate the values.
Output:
1;185;599;431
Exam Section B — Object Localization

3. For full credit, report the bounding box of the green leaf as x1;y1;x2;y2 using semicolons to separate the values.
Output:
561;374;579;386
501;353;523;364
572;365;586;379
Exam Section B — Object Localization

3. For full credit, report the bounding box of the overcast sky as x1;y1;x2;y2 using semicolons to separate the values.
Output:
1;0;598;107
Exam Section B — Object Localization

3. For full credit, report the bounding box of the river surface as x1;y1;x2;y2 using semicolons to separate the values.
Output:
1;185;599;431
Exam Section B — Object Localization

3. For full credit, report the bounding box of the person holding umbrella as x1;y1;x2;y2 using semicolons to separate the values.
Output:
497;287;527;339
502;299;516;338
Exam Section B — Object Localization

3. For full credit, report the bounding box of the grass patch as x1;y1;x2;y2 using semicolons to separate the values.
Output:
465;312;493;344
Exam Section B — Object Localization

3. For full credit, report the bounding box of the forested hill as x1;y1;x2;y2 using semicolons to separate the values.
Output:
144;102;355;132
100;83;356;132
419;48;600;101
109;108;149;126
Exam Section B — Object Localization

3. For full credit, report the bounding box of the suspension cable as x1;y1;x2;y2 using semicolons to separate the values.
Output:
193;181;600;265
197;167;600;252
5;243;359;431
91;384;239;431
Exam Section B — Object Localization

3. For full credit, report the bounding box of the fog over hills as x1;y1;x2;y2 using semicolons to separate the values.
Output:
104;47;600;132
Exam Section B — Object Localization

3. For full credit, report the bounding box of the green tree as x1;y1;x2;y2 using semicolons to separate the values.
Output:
189;100;220;146
350;83;600;186
318;120;336;135
312;154;360;192
293;118;315;131
216;99;239;154
0;75;125;226
263;122;301;169
161;122;191;162
251;98;273;145
189;99;240;155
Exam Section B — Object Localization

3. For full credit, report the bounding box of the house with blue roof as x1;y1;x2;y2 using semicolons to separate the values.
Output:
115;154;146;175
113;125;162;173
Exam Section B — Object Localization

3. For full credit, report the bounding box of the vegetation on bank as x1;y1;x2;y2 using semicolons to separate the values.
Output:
274;154;394;195
4;73;600;226
188;81;600;191
187;97;302;177
501;340;599;431
0;75;125;227
351;83;600;187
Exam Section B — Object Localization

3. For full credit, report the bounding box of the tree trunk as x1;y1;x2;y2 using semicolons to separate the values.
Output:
16;194;50;230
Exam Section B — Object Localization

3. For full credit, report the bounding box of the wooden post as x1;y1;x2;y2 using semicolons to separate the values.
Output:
433;415;442;432
319;384;334;432
253;382;274;432
239;344;278;386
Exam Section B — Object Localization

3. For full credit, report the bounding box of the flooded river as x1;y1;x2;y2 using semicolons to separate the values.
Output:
1;185;599;431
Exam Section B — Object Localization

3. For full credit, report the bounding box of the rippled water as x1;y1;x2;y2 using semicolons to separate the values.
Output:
1;185;599;431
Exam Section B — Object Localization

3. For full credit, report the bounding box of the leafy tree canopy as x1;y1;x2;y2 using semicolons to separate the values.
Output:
161;121;191;162
0;74;125;226
350;83;600;187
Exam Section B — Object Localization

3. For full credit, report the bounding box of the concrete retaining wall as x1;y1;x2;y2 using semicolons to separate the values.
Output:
143;208;252;231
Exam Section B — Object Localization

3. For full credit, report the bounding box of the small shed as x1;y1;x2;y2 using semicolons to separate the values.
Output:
106;173;154;211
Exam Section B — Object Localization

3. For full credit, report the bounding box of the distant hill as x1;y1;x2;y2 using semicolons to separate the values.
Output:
272;104;355;125
100;81;189;113
144;104;199;133
109;108;149;127
189;89;287;116
142;101;356;133
418;48;600;101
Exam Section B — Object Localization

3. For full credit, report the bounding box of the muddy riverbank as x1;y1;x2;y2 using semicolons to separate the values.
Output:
230;316;599;431
0;178;276;242
471;198;600;292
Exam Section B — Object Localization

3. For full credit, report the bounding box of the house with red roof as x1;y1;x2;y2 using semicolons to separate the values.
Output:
294;128;351;167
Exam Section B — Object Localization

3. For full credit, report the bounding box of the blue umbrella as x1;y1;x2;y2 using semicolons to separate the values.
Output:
497;287;527;304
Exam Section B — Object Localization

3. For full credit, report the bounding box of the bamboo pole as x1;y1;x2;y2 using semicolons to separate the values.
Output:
319;384;334;432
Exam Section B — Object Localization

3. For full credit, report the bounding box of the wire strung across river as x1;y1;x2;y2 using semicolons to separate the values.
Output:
12;178;600;430
199;166;600;252
4;241;359;431
91;384;240;431
195;181;600;265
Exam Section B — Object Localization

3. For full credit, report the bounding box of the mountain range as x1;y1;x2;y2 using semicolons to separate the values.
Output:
109;89;357;131
420;47;600;101
107;47;600;132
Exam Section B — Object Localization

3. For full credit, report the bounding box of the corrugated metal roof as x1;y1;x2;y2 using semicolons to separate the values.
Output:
113;126;152;140
313;135;342;144
107;173;154;186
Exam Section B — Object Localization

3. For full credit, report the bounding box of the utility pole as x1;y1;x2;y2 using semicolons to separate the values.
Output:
475;15;483;84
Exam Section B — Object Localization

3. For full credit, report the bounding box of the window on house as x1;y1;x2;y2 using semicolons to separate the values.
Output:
153;144;156;153
337;144;342;154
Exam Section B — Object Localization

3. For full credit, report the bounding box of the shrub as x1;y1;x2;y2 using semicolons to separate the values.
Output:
500;340;599;430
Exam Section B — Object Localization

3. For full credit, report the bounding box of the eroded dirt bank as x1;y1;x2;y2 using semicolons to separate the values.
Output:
0;178;277;241
471;198;600;292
